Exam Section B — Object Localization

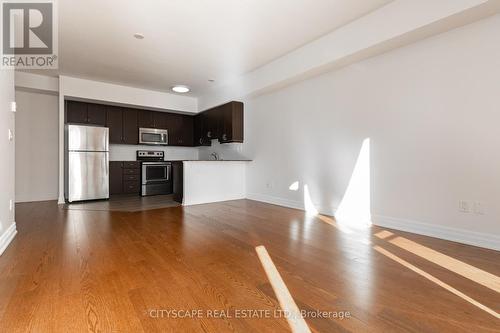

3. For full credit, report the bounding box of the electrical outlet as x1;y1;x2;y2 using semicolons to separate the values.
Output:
8;129;13;141
473;201;485;215
266;181;274;189
458;200;470;213
11;101;16;113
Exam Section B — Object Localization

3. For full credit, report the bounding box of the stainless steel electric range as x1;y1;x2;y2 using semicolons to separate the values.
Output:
137;150;172;196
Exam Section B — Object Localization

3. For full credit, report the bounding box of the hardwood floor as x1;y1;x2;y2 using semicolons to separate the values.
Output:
0;200;499;332
64;194;180;212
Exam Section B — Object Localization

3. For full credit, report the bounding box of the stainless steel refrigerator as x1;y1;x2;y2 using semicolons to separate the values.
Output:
65;125;109;202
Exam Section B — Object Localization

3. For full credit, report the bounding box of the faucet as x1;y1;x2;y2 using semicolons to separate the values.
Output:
210;152;220;161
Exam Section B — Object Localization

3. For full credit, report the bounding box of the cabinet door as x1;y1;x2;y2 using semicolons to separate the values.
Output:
123;181;140;194
138;110;155;128
204;108;218;140
180;115;194;146
220;101;244;143
122;108;138;145
194;113;210;146
87;103;107;126
109;161;123;195
153;112;168;129
230;101;244;142
106;106;123;144
172;161;183;203
165;113;182;145
66;101;88;124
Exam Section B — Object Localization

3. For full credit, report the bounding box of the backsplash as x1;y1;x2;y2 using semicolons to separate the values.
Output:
109;144;199;161
198;140;247;160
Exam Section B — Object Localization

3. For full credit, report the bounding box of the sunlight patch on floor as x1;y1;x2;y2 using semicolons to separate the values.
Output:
255;246;312;333
374;245;500;319
389;236;500;293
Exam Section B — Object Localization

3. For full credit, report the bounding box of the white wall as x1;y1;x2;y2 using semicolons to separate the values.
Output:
243;14;500;250
198;0;500;109
110;144;198;161
15;90;59;203
0;69;17;255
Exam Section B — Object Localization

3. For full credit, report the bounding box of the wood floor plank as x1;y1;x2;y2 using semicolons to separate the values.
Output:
0;199;498;332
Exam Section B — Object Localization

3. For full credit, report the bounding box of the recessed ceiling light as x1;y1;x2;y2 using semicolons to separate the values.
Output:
133;33;144;39
171;85;190;93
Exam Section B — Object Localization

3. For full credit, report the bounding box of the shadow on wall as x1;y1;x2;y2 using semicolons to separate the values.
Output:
290;138;372;230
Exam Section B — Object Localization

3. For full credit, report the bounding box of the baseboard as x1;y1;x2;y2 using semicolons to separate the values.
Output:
16;196;58;204
246;192;336;217
0;222;17;256
245;193;499;251
372;215;500;251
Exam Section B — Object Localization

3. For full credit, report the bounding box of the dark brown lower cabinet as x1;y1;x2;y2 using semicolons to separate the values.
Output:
172;161;183;203
109;161;141;195
109;162;124;195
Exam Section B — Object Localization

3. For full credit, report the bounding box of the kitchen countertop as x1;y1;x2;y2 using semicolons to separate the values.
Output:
110;159;252;162
170;160;252;162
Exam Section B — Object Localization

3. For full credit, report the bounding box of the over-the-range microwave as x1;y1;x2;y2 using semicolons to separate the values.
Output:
139;127;168;145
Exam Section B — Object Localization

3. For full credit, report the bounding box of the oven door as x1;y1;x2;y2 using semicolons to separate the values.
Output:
142;163;170;184
139;128;168;145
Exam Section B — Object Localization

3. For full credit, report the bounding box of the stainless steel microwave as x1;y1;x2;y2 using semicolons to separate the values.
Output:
139;128;168;145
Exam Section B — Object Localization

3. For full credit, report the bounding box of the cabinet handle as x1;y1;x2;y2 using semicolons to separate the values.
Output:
207;131;211;138
222;133;227;141
199;138;203;144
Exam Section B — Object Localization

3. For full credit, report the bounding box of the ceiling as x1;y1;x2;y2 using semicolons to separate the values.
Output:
59;0;393;96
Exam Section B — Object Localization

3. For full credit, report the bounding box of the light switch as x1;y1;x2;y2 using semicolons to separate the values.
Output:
11;101;16;113
8;129;13;141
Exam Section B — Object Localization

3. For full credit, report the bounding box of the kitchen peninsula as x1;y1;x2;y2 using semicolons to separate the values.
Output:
172;160;251;205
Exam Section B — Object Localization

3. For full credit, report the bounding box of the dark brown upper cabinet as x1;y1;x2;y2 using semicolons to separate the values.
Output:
138;110;155;128
205;106;222;140
66;101;88;124
219;101;244;143
122;108;138;145
106;106;138;145
165;113;193;146
194;112;211;146
106;106;123;144
66;100;243;147
66;101;106;126
193;101;244;145
179;115;194;146
87;104;107;126
153;112;169;129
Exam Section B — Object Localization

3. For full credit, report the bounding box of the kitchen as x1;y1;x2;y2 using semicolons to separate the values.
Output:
4;1;500;332
64;97;250;209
